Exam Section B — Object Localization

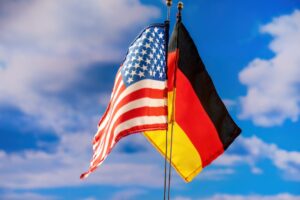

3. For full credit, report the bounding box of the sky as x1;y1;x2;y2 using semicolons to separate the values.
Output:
0;0;300;199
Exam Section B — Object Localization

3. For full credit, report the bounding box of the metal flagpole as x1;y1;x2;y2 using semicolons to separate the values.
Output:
167;2;184;200
164;1;172;200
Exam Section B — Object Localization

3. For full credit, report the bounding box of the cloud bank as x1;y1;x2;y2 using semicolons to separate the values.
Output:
239;10;300;126
175;193;300;200
0;0;160;134
215;136;300;181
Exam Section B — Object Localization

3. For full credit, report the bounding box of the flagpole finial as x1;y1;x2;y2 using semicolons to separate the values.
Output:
166;0;172;7
177;2;184;22
178;2;184;10
166;0;172;21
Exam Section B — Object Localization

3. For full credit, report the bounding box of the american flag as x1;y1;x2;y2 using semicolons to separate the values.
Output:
81;24;168;179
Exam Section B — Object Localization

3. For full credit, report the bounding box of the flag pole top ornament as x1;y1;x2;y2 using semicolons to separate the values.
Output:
166;0;172;22
178;2;184;10
166;0;172;7
177;2;183;22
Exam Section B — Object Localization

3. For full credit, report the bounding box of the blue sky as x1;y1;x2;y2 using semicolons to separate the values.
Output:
0;0;300;199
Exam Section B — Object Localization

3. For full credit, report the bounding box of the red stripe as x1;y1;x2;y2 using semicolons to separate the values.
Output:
167;51;178;92
94;85;166;143
168;51;224;167
93;104;167;161
92;75;126;157
116;123;168;142
91;107;167;167
92;82;167;164
110;106;167;137
92;106;167;162
93;80;126;143
97;70;123;127
91;123;167;169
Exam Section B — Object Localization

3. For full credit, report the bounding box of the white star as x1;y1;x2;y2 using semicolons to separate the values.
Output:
154;59;158;64
159;72;163;78
138;71;145;78
149;53;154;59
145;29;151;33
152;32;155;37
134;49;139;54
159;49;163;54
141;49;147;55
156;66;161;71
131;70;136;76
154;27;159;32
134;63;140;68
141;34;147;40
125;70;129;76
152;48;157;53
157;54;161;59
146;59;151;64
127;63;132;68
149;37;154;42
137;56;143;62
127;77;133;84
155;43;158;48
142;65;147;71
145;43;151;49
131;56;136;61
161;60;164;66
159;33;164;39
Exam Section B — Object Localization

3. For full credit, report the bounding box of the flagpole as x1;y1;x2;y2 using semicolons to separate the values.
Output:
163;1;172;200
167;2;184;200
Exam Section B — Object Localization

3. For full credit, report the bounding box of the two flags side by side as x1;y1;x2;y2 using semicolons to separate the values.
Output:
144;21;241;182
81;24;168;179
81;20;241;181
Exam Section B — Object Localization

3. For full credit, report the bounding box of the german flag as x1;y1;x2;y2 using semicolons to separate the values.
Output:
144;21;241;182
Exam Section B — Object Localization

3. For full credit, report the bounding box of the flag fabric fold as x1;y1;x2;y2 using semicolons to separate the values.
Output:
144;21;241;182
81;24;168;179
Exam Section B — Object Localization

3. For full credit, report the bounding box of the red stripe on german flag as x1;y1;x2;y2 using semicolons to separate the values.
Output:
144;21;241;182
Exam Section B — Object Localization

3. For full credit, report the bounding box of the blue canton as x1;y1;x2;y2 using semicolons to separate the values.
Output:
121;25;166;86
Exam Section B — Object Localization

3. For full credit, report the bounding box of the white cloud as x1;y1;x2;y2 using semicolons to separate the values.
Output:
202;193;300;200
214;136;300;181
239;9;300;126
0;0;160;134
0;134;167;189
222;99;237;110
173;197;192;200
0;192;57;200
0;1;175;190
110;189;146;200
198;169;235;180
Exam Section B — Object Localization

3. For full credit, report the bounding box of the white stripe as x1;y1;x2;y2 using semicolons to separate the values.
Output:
98;74;122;130
106;98;166;136
93;98;167;159
93;79;167;162
98;79;166;132
109;72;122;101
114;116;167;139
98;115;167;159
